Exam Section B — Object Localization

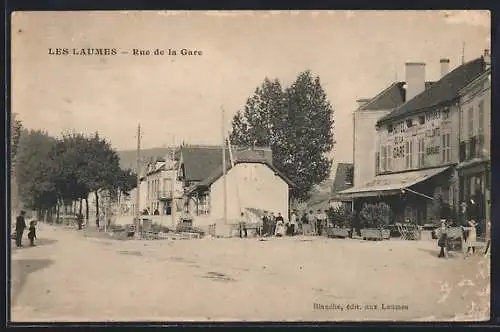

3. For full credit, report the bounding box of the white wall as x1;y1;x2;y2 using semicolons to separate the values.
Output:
353;110;390;186
209;163;289;224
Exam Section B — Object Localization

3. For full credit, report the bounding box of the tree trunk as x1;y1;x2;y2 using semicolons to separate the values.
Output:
79;198;83;215
95;191;100;227
85;197;89;224
56;201;60;223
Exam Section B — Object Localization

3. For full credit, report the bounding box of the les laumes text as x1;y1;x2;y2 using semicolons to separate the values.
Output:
49;48;118;56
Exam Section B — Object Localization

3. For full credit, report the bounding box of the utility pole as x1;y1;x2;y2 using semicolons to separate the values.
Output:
171;135;176;228
135;124;141;233
222;107;228;225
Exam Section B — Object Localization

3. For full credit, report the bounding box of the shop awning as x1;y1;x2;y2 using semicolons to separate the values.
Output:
336;166;451;199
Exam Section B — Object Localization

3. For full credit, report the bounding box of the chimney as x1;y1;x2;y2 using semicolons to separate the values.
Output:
405;62;426;101
440;58;450;77
483;49;491;69
356;98;371;109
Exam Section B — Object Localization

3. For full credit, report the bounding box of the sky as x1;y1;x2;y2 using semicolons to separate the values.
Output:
11;10;490;176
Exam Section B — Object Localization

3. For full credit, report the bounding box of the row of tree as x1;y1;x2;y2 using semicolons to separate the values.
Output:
229;71;335;202
14;123;136;223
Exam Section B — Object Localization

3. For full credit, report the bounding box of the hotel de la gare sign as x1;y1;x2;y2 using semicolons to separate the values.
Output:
378;105;454;175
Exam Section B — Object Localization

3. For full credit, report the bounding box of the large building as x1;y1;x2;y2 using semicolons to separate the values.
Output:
339;52;489;226
457;50;491;236
353;68;435;187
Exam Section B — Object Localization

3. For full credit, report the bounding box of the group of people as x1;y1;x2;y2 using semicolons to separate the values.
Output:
238;208;332;238
437;197;490;259
14;210;37;248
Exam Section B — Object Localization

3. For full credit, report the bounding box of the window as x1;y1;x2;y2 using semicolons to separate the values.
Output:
418;138;425;167
198;194;210;215
387;144;393;171
442;108;450;120
478;100;485;135
163;178;172;197
406;119;413;128
418;115;425;125
442;133;451;163
405;141;411;169
387;124;393;133
375;152;380;174
409;140;413;168
468;107;474;138
381;146;387;172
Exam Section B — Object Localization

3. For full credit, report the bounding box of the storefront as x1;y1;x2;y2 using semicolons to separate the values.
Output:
457;159;490;236
338;166;455;226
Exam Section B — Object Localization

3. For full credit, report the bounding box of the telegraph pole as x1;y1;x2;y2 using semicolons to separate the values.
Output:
135;124;141;232
222;107;228;225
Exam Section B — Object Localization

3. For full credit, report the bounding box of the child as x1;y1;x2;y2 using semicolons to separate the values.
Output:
28;220;37;247
437;219;448;258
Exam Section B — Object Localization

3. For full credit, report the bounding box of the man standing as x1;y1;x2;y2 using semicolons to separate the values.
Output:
289;210;298;236
315;209;324;236
306;210;315;235
270;212;277;236
239;212;248;238
15;210;27;248
262;211;269;237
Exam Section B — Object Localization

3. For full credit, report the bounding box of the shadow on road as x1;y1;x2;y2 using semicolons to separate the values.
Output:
418;248;462;259
10;259;54;305
11;238;58;251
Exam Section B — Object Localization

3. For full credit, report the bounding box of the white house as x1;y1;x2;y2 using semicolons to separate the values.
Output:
179;145;293;235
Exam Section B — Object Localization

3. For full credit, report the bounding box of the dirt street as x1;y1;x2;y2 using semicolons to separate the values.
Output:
10;223;490;322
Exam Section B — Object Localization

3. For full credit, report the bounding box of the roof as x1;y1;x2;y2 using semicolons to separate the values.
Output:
197;159;294;189
180;145;274;183
331;163;354;194
359;81;435;111
359;82;406;111
337;166;451;199
117;147;180;173
377;57;486;125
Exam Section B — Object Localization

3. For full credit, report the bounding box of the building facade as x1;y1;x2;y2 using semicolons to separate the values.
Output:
457;59;491;236
338;53;488;226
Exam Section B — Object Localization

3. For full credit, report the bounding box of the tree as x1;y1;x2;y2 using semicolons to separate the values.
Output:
230;71;335;200
11;113;23;215
16;129;58;218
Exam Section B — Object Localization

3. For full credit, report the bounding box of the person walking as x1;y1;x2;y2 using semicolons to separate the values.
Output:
15;210;27;248
76;213;84;230
437;219;448;258
28;220;37;246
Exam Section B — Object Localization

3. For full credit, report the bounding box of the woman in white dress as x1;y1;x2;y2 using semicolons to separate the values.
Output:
463;220;478;256
274;214;286;237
